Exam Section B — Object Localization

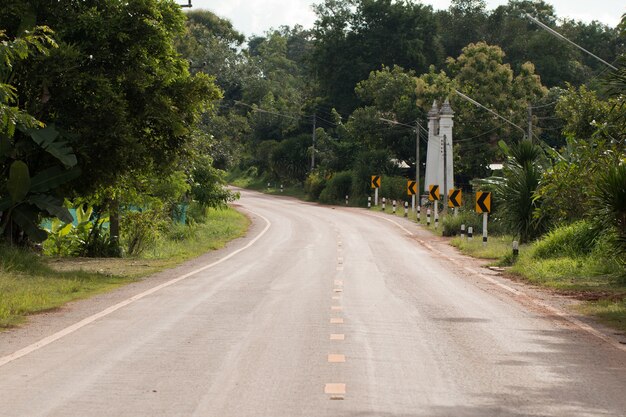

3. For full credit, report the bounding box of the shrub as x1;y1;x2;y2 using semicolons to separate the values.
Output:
531;220;601;259
304;172;327;201
120;210;166;257
319;171;352;204
592;162;626;267
441;210;506;237
379;175;411;202
442;211;482;237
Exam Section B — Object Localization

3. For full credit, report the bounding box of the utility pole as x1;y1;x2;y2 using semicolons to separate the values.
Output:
414;121;420;212
442;134;448;214
311;113;316;170
527;104;533;142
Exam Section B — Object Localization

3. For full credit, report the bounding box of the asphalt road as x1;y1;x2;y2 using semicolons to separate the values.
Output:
1;190;625;417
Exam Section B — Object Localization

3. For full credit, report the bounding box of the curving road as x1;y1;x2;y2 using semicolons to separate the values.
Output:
0;189;625;416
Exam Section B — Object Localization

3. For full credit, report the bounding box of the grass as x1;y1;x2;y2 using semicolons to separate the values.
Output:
578;300;626;332
0;207;249;329
450;235;516;261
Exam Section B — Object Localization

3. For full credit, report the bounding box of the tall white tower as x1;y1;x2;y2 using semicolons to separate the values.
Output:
424;99;455;196
439;98;455;196
424;101;440;194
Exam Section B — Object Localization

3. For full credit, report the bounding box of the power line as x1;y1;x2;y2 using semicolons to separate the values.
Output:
525;14;617;71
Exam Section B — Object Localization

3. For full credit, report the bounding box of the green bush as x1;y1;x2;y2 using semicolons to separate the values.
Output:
441;209;506;237
592;162;626;266
531;220;602;259
319;171;352;204
442;211;482;237
379;175;411;202
304;172;327;201
120;210;166;257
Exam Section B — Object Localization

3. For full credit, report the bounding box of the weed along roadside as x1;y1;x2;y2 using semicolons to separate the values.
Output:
0;207;249;329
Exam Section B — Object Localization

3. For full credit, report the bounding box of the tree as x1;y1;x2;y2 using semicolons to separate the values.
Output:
436;0;488;59
312;0;443;114
1;1;220;198
1;27;81;244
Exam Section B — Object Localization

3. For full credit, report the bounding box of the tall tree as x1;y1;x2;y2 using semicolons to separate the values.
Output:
312;0;443;115
0;0;220;197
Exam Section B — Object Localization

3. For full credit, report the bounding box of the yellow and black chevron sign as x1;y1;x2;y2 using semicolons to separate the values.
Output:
448;189;462;208
476;191;491;213
371;175;381;189
407;180;417;196
428;184;440;201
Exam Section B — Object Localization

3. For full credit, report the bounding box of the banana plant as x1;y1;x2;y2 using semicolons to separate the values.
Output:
0;125;81;242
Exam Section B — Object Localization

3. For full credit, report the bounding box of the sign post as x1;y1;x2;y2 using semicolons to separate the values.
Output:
371;175;381;206
476;192;492;246
407;180;417;212
429;185;440;229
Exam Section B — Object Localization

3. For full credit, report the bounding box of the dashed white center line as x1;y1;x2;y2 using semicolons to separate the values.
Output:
325;383;346;395
328;354;346;363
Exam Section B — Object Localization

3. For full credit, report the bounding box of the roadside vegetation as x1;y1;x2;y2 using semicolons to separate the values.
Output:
0;207;248;328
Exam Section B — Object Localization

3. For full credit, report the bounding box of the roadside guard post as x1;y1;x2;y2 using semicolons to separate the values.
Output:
476;191;492;246
382;197;386;211
429;185;440;229
368;196;371;209
345;195;349;206
407;180;417;212
404;201;408;217
371;175;381;206
448;189;462;218
393;200;397;214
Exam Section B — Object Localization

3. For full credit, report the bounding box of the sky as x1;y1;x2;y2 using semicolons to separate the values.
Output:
189;0;625;38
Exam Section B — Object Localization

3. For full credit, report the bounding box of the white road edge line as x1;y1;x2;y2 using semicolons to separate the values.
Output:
364;212;414;236
365;210;626;353
0;208;272;368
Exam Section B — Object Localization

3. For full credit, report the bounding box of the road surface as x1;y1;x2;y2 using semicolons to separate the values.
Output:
1;190;625;416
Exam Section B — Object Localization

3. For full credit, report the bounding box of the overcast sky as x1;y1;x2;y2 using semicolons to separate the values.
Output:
189;0;625;37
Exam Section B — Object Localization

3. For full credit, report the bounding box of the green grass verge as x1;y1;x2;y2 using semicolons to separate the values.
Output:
577;300;626;333
450;235;516;261
0;207;248;329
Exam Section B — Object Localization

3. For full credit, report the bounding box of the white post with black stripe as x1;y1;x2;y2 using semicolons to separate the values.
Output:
417;204;421;221
482;212;488;246
434;200;439;229
468;226;473;240
382;197;386;211
404;201;408;217
427;208;431;226
461;224;465;238
392;200;397;214
368;196;371;209
345;195;349;206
